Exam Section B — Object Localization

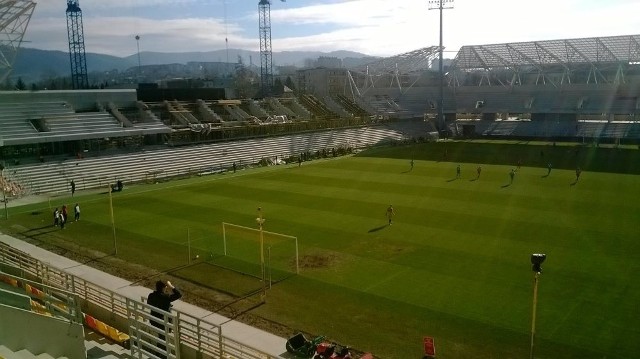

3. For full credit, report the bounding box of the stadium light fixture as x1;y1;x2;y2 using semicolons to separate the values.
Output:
256;207;267;302
529;253;546;359
428;0;454;132
135;35;141;80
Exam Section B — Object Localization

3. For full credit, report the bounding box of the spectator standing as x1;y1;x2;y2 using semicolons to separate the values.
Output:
147;280;182;358
60;205;68;229
53;208;60;227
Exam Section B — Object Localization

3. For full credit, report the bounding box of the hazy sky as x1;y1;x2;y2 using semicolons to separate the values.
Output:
25;0;640;58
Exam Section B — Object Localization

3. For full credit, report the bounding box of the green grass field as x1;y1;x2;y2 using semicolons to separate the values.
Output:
2;141;640;359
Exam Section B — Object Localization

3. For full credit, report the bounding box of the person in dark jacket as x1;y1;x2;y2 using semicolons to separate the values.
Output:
147;280;182;358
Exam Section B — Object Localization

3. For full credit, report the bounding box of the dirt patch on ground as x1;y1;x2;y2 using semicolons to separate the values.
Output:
297;253;338;269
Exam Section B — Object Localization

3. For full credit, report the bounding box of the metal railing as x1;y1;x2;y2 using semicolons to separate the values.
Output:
0;241;278;359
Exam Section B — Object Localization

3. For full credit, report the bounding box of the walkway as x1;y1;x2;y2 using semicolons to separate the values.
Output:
0;233;289;358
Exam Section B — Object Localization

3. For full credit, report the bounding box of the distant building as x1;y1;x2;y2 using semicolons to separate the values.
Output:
297;67;352;97
316;56;342;68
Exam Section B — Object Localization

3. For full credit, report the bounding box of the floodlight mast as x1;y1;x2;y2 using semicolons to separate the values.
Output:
66;0;89;89
258;0;274;98
428;0;454;132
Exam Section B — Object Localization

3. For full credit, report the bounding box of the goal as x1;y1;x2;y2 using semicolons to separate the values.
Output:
216;222;299;281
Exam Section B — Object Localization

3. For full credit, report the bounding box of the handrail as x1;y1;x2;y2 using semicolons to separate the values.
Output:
0;267;82;323
0;241;278;359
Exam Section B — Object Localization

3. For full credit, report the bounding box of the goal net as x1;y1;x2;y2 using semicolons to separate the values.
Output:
215;222;299;282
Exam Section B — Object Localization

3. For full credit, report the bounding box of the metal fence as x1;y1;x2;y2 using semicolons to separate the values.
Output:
0;241;278;359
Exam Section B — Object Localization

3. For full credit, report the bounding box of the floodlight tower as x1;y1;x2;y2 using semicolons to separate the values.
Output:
258;0;274;97
0;0;37;83
66;0;89;89
428;0;454;131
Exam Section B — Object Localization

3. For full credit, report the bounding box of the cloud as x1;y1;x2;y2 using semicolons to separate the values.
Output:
33;0;211;14
24;0;640;58
26;14;250;57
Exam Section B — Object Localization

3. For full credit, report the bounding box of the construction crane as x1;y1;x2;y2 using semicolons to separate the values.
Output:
258;0;284;98
66;0;88;89
0;0;36;83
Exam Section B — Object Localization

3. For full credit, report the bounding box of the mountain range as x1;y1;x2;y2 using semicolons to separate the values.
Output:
10;47;377;84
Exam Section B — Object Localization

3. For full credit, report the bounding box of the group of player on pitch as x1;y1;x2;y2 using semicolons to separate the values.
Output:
385;159;583;225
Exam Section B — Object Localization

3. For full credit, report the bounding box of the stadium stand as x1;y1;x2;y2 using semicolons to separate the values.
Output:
7;124;411;195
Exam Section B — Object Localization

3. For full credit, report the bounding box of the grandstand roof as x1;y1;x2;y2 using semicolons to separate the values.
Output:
350;46;442;75
452;34;640;71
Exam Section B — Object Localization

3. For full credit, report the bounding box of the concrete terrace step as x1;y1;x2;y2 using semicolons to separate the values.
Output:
84;336;129;359
0;346;63;359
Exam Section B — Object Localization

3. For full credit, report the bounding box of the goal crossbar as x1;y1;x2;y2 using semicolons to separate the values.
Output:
221;222;299;275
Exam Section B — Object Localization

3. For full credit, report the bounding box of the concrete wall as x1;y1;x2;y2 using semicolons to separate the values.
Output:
0;304;86;359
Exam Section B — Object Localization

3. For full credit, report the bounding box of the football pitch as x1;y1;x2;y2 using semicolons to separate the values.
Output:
2;142;640;358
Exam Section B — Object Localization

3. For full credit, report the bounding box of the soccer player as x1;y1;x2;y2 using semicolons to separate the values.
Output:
410;159;414;171
476;166;482;179
509;169;515;184
456;164;461;179
386;205;395;225
576;167;582;181
547;162;552;176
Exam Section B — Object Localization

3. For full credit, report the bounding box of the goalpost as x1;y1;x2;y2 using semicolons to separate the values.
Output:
218;222;299;282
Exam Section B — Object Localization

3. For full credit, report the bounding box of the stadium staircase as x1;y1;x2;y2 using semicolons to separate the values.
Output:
299;95;338;120
266;98;297;119
280;97;312;120
247;99;270;119
334;95;369;118
164;100;198;126
195;99;223;123
321;96;351;118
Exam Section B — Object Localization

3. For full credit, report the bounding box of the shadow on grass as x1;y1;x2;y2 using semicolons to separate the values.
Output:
469;178;478;182
570;180;578;186
368;225;388;233
446;178;457;182
21;225;58;234
542;174;550;178
501;183;512;188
